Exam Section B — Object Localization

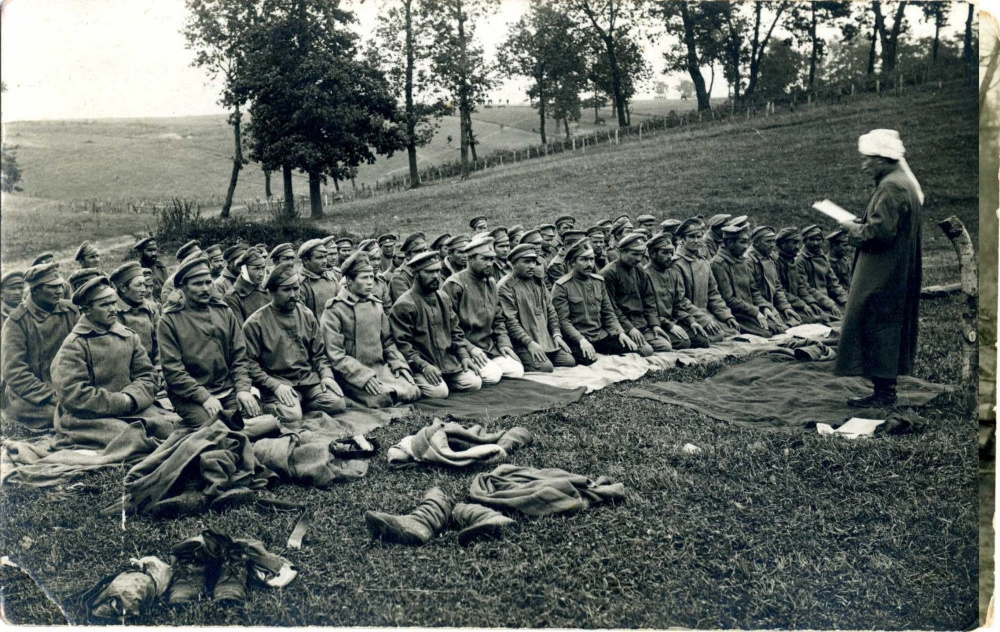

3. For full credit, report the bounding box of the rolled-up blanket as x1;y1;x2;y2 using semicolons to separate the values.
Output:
387;419;532;469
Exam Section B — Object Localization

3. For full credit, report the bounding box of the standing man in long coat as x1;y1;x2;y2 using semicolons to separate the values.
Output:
836;129;923;407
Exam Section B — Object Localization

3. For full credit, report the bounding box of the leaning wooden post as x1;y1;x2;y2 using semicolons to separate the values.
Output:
938;215;979;411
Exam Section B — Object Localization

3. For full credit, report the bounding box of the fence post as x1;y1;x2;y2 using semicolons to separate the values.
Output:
616;129;620;145
851;84;855;97
639;123;642;141
876;79;880;94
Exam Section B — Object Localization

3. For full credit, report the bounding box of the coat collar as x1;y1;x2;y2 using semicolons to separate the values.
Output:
333;286;381;307
24;296;73;321
233;275;261;297
73;315;131;338
301;267;324;281
715;249;741;265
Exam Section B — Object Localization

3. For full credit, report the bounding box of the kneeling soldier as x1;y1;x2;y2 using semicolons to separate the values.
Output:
323;252;421;408
644;233;711;349
443;235;525;385
551;239;639;365
223;247;270;324
52;276;177;445
390;252;482;398
497;244;576;372
600;233;672;355
1;264;79;429
158;257;262;429
243;263;346;422
711;224;785;338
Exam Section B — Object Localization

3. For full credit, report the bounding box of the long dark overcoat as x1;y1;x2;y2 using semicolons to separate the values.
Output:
835;167;922;379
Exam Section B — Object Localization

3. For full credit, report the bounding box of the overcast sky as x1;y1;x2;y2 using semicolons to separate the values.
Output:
1;0;967;122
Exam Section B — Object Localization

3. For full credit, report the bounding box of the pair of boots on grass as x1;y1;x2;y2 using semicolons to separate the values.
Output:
366;487;515;547
167;531;252;605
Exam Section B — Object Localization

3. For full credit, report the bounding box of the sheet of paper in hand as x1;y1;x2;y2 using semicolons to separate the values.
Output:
812;200;857;223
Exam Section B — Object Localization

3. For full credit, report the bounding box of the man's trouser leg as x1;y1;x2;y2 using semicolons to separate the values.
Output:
171;392;240;429
516;348;555;373
490;354;525;379
734;314;772;338
376;364;422;404
664;326;693;350
476;358;504;386
591;335;634;357
692;312;734;343
413;373;450;399
643;329;673;353
792;307;822;325
677;325;710;349
548;348;577;367
262;389;304;423
446;369;482;392
300;383;347;416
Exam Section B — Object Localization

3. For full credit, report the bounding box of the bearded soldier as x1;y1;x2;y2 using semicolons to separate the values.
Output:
213;243;247;300
242;262;346;422
443;235;525;385
836;129;924;408
390;252;482;398
134;237;169;301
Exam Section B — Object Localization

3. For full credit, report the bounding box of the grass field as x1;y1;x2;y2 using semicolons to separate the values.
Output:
0;82;982;628
1;98;706;207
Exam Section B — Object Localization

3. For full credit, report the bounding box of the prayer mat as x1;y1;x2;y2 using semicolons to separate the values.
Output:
412;377;585;421
628;356;952;429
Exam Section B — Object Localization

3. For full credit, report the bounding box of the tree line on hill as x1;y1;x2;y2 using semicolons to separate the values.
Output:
181;0;979;220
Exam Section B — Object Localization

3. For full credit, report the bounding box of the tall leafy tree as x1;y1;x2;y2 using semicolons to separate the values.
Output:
373;0;447;188
422;0;495;179
872;0;909;77
559;0;645;127
653;0;726;111
242;0;404;218
787;1;852;88
920;1;950;62
586;30;649;125
498;1;588;143
183;0;261;218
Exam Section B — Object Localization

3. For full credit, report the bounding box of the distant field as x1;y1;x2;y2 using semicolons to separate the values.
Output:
1;99;715;205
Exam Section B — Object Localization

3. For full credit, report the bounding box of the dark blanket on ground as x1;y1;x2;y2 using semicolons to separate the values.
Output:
412;378;586;421
628;356;952;429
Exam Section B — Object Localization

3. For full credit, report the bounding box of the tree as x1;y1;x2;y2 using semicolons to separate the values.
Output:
963;2;976;80
560;0;645;127
654;0;726;111
872;1;909;78
920;1;950;62
184;0;260;218
373;0;447;188
1;81;22;193
754;37;803;99
713;1;788;102
582;92;609;124
787;1;852;88
675;78;694;99
587;30;649;125
422;0;495;179
498;1;588;144
242;0;405;219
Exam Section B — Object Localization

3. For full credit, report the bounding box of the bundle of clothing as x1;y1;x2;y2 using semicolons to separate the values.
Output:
386;419;532;468
84;528;296;621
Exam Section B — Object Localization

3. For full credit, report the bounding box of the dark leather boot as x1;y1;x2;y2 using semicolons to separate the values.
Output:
365;487;453;545
451;503;516;546
212;543;249;603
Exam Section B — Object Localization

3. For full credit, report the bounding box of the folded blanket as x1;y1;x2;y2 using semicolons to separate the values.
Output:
253;430;369;487
387;419;532;469
468;464;625;516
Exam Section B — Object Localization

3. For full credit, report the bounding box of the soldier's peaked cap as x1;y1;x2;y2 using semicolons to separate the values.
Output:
507;244;539;262
298;239;328;259
24;263;63;288
402;232;428;255
270;243;295;261
110;262;144;287
801;224;824;239
676;217;706;237
173;257;212;288
68;268;103;291
339;251;374;279
265;262;299;291
431;234;452;250
72;275;115;307
775;227;800;242
133;236;157;251
175;240;202;261
408;251;442;271
565;239;595;263
74;241;99;262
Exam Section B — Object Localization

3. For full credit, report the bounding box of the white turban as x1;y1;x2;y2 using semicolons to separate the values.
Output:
858;129;924;204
